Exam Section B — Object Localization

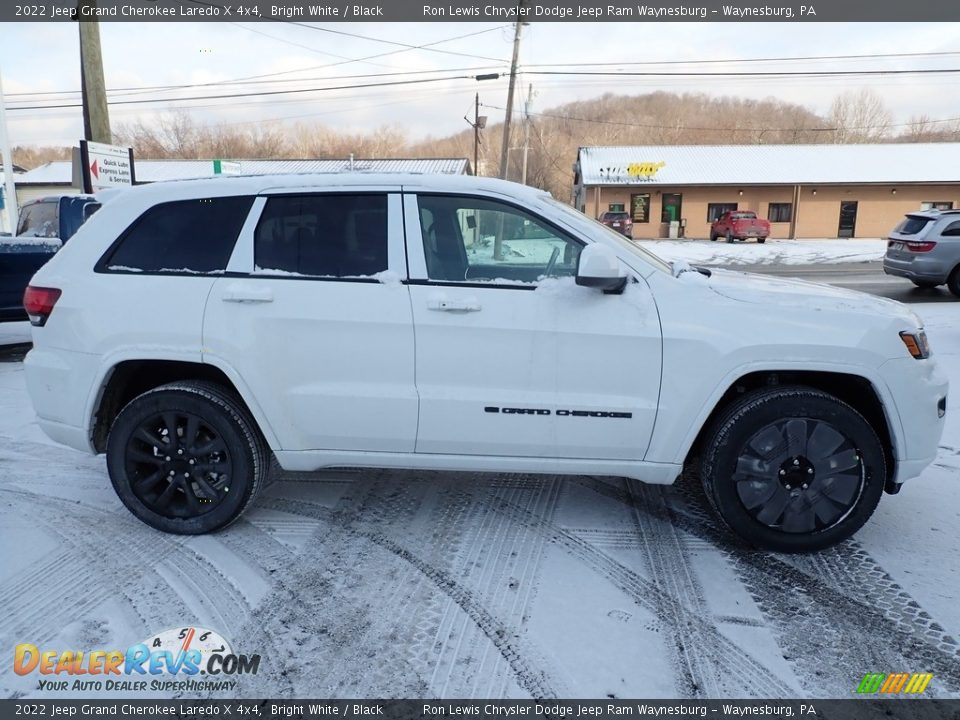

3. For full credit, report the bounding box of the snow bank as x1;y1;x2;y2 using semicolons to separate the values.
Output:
639;238;887;266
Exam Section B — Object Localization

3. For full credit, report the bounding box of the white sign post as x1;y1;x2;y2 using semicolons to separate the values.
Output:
80;140;135;193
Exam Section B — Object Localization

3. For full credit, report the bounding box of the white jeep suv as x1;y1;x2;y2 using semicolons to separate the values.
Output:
23;174;948;552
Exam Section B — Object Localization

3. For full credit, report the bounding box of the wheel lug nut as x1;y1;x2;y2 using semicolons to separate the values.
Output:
802;483;809;489
165;456;171;461
189;459;195;465
807;468;813;474
793;459;800;466
177;449;184;455
779;469;785;475
184;472;190;478
785;484;792;490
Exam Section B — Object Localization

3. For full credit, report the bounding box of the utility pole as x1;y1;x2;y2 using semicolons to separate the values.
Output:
521;83;534;186
0;67;18;234
498;7;525;180
77;0;111;143
464;94;488;177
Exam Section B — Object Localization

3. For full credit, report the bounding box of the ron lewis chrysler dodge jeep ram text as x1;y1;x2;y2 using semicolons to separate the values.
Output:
23;174;947;552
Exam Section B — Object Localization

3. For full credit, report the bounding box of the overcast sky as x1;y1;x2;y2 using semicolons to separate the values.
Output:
3;21;960;149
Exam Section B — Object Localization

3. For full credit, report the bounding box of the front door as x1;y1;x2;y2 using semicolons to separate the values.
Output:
404;192;662;461
838;201;858;238
203;190;418;453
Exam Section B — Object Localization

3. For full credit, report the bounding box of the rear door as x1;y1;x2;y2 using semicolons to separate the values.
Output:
404;191;662;460
203;188;418;453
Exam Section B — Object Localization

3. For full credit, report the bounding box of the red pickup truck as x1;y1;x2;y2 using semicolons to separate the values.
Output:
710;211;770;244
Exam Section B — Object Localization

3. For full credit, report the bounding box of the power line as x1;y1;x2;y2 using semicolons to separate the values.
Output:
522;49;960;68
525;68;960;78
8;74;494;112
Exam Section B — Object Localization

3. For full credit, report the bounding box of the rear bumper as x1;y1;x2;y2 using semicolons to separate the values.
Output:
883;256;947;283
23;346;100;454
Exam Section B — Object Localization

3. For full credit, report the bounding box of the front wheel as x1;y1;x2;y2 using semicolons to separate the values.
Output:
106;381;270;534
726;232;734;244
709;233;717;242
700;387;886;552
757;237;767;244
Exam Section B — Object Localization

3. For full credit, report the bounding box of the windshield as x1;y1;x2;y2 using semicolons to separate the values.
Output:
542;197;672;274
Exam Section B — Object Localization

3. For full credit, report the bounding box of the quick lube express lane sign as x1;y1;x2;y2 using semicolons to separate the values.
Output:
81;141;135;192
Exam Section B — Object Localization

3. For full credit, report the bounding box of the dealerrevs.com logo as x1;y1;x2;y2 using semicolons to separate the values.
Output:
14;626;260;693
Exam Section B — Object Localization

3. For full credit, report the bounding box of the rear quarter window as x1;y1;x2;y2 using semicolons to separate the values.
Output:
99;196;254;274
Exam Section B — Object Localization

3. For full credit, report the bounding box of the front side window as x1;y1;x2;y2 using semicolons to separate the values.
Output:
707;203;738;222
417;195;582;284
103;196;254;273
254;194;387;277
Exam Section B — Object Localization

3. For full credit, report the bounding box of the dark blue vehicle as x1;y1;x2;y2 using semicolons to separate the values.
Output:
1;195;100;321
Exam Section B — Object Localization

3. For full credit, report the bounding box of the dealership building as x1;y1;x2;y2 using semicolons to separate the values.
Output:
573;144;960;240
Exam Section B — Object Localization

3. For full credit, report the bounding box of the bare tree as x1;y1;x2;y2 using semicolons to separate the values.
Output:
828;89;892;143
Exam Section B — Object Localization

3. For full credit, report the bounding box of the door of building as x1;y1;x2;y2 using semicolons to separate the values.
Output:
838;201;858;238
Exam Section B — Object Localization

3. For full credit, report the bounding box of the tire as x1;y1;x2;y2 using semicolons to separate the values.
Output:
911;280;939;289
757;237;767;244
726;232;734;244
709;233;717;242
947;266;960;298
700;386;886;553
106;381;270;534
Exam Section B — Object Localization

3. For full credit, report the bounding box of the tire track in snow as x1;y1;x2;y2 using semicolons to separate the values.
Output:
257;490;559;699
575;475;960;696
456;479;795;698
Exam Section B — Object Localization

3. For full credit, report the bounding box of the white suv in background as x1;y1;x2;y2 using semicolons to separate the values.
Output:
23;174;947;552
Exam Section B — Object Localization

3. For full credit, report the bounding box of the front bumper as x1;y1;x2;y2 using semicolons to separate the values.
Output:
877;356;949;484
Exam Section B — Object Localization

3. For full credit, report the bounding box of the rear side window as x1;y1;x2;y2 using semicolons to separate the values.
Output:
895;216;933;236
254;194;387;277
102;196;254;273
940;221;960;237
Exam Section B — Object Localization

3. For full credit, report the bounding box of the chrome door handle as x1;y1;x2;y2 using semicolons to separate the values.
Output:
426;296;481;312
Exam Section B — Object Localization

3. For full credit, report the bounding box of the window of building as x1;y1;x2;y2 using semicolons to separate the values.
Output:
102;196;254;274
707;203;738;222
661;193;682;223
254;194;388;277
921;202;954;211
768;203;793;223
417;194;582;285
631;193;650;223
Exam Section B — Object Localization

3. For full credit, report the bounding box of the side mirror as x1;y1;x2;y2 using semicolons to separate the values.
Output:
576;243;627;293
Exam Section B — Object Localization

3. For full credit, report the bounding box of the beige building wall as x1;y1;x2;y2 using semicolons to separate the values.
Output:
587;184;960;239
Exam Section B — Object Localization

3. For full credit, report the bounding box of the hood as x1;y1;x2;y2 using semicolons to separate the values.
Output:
701;268;922;325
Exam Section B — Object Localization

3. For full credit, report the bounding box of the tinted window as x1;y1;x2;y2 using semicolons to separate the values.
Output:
17;201;58;238
603;212;630;221
254;194;387;277
940;220;960;237
895;216;933;236
418;195;582;284
104;196;253;273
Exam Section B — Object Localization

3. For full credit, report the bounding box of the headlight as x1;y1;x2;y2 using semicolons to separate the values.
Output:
900;330;931;359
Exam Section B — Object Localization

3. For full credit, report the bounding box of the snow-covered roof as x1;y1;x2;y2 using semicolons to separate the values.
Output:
15;157;471;185
577;144;960;186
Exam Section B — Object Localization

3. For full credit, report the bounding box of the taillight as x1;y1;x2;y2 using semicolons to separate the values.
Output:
905;241;937;252
23;286;62;327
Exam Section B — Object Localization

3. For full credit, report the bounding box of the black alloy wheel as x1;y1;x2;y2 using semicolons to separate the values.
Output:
701;386;885;552
107;381;269;534
124;410;233;519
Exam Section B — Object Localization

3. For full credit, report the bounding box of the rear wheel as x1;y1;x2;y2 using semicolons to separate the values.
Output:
106;381;269;534
700;387;885;552
757;237;767;244
710;233;717;242
946;267;960;297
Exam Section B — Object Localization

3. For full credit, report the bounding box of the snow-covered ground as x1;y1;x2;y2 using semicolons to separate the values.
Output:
1;304;958;700
639;238;887;266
